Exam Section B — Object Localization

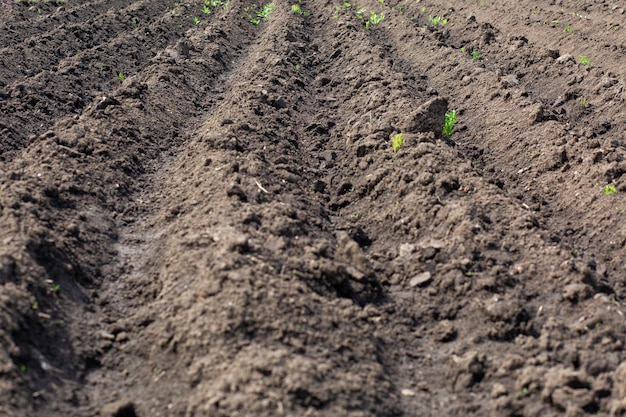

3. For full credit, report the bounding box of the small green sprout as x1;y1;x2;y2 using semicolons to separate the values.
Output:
420;6;427;14
366;12;384;28
118;72;125;81
20;365;27;373
604;184;617;195
356;8;366;19
428;15;448;26
579;97;587;105
257;3;275;20
295;64;301;70
391;133;404;152
564;24;572;33
522;386;529;394
203;5;210;14
193;16;200;24
32;301;39;310
442;110;457;137
291;4;301;14
472;50;481;61
579;55;590;65
461;46;466;53
51;283;60;292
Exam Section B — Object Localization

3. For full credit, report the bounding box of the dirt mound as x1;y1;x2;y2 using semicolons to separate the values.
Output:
2;0;626;416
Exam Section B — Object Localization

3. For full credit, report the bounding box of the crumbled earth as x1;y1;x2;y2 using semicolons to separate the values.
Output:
2;1;626;416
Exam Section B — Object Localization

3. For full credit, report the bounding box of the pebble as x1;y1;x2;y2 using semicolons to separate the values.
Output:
410;272;433;287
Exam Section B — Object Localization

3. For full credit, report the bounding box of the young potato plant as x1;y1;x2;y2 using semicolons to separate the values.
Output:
250;2;275;25
442;110;457;137
365;11;384;28
391;133;404;152
604;184;617;195
428;15;448;26
578;55;590;65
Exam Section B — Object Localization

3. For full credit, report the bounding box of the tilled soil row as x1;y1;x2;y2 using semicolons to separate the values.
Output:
2;1;626;417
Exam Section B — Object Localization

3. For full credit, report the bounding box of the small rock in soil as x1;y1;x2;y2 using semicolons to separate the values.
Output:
409;272;433;288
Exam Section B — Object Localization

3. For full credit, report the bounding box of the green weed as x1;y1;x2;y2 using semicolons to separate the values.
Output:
391;133;404;152
579;55;590;65
564;24;572;33
193;16;200;24
118;72;125;81
442;110;457;137
472;49;481;61
292;4;301;14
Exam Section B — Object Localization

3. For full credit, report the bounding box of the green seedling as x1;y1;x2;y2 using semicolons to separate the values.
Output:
295;64;301;70
461;46;466;53
442;110;457;137
579;97;587;105
604;184;617;195
32;301;39;310
250;3;274;25
118;72;125;81
343;1;351;7
366;12;384;28
356;8;366;19
203;5;210;14
51;283;60;292
391;133;404;152
579;55;590;65
428;15;448;26
420;6;427;14
193;16;200;24
20;365;27;373
564;24;572;33
292;4;301;14
472;49;481;61
258;3;275;19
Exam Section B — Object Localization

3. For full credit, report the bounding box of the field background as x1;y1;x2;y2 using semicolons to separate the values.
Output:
2;1;626;416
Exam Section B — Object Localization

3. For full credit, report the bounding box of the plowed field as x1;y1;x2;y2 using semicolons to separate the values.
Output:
3;1;626;416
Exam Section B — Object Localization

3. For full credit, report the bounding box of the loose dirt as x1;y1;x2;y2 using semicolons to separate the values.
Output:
2;1;626;416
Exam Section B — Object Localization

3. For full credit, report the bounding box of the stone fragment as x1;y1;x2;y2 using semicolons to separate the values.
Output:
409;272;433;288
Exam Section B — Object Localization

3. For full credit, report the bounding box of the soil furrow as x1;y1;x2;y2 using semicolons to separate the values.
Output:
0;1;211;159
0;0;131;48
0;3;247;415
79;4;403;416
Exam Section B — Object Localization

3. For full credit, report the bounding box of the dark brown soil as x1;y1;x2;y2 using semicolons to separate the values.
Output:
2;0;626;416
